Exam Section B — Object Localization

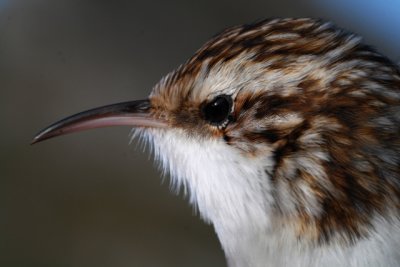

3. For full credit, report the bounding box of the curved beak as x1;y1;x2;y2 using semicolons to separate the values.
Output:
32;99;166;144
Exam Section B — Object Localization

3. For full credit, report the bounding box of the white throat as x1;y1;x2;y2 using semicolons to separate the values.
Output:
146;129;274;243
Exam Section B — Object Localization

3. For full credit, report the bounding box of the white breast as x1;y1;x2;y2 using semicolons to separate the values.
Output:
135;128;400;267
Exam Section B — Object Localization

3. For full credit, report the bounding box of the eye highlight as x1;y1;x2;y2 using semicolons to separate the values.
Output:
202;95;233;126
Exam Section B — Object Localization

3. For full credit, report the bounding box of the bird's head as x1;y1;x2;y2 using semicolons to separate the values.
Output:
33;18;400;250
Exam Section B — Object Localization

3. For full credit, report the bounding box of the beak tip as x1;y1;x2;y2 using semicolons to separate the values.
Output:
31;131;51;145
30;137;40;145
30;135;42;145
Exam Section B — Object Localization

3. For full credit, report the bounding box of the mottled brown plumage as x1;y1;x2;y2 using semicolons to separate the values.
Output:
151;18;400;246
34;18;400;266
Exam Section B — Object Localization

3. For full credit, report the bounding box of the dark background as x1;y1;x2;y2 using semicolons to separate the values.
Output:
1;1;399;266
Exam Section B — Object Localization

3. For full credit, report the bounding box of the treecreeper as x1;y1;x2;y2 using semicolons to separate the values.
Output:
33;18;400;267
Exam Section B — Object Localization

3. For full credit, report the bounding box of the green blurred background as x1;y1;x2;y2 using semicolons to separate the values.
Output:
1;1;399;266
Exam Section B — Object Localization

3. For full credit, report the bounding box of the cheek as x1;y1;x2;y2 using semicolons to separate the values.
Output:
223;101;305;156
169;110;226;140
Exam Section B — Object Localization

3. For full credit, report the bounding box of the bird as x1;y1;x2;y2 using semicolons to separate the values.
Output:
33;18;400;267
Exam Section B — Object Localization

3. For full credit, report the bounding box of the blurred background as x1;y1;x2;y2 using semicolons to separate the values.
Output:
1;1;399;266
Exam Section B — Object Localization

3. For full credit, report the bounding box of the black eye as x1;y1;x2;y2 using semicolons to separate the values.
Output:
202;95;232;125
